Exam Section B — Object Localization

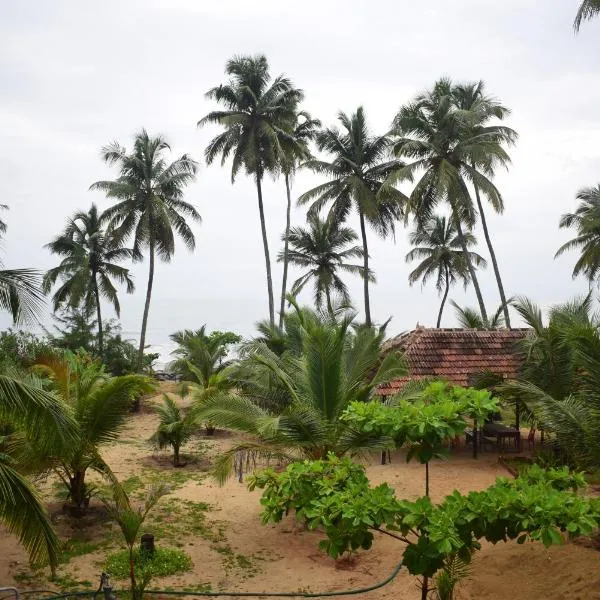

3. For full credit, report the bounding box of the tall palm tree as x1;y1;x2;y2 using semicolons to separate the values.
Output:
281;214;369;313
406;216;486;327
299;107;406;326
452;81;517;327
43;204;135;356
392;79;510;322
574;0;600;31
199;55;302;326
0;372;77;572
196;302;406;483
90;130;199;369
279;111;322;327
555;185;600;283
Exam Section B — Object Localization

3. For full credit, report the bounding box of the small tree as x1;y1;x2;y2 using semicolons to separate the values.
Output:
150;395;197;467
21;352;155;512
342;382;499;496
105;483;170;600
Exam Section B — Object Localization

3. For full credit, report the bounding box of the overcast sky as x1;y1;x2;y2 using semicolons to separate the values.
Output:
1;0;599;359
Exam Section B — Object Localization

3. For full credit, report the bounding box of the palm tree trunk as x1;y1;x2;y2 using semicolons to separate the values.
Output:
325;287;333;314
137;232;155;371
472;181;511;328
358;208;372;327
93;273;103;357
69;469;87;511
129;545;137;600
450;200;488;322
256;174;275;326
437;265;450;328
279;174;292;328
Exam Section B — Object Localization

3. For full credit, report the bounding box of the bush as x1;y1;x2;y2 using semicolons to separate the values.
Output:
105;548;192;580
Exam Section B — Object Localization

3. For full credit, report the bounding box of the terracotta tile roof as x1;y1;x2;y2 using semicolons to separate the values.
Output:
377;327;530;396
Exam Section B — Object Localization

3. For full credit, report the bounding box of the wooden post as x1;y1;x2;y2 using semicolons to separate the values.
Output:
140;533;155;556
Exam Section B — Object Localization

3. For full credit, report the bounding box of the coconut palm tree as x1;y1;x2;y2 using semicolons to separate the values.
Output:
169;327;240;434
555;185;600;284
43;204;135;356
90;130;199;369
406;216;486;327
452;81;517;327
281;214;369;313
0;372;77;572
18;352;154;511
392;79;510;322
150;395;197;466
169;326;239;383
196;301;406;483
574;0;600;31
198;55;302;326
299;107;406;326
279;111;322;326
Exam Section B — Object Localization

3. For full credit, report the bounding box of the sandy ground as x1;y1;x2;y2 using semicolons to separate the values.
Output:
1;390;599;599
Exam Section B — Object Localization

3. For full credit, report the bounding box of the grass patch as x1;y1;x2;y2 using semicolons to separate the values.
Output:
211;544;260;579
105;548;192;580
121;475;145;495
59;539;100;564
146;498;225;543
51;573;94;590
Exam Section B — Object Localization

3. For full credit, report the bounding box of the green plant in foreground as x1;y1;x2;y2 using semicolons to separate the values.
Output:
251;455;600;600
105;547;192;580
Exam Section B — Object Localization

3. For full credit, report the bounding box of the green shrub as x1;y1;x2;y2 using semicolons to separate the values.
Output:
105;548;192;580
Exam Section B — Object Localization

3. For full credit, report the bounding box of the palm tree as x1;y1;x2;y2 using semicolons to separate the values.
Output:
281;214;369;313
43;204;135;356
279;111;322;327
555;185;600;283
199;55;302;326
0;373;77;572
452;81;517;327
150;395;197;466
18;352;154;511
0;206;45;324
574;0;600;31
90;130;199;369
501;295;600;467
169;327;240;434
406;216;486;327
299;107;406;326
196;301;406;483
392;79;510;322
168;326;239;383
105;483;170;600
450;300;508;329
